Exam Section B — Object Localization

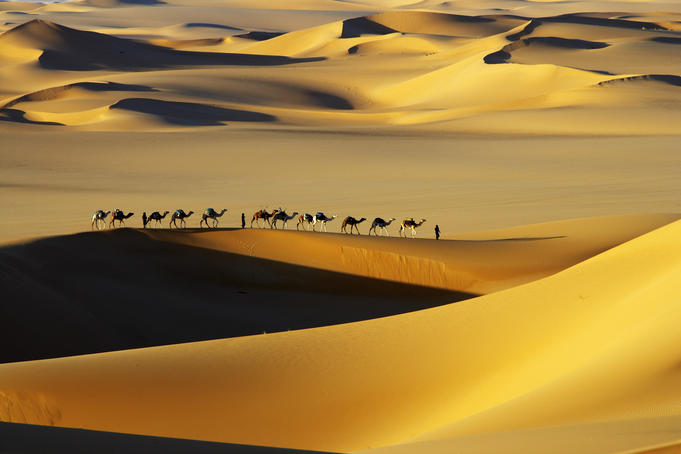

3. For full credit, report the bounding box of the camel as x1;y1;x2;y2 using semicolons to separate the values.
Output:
200;208;227;228
109;209;134;228
146;211;170;228
368;217;396;236
297;213;314;231
341;216;367;235
399;218;427;238
251;209;278;228
271;210;299;229
313;213;336;232
170;209;194;229
91;210;110;230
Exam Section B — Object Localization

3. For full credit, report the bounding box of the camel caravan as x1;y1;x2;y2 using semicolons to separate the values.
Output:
91;208;429;238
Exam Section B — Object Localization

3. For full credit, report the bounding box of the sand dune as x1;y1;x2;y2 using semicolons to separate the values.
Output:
2;1;681;452
4;213;673;363
1;6;680;131
1;217;681;452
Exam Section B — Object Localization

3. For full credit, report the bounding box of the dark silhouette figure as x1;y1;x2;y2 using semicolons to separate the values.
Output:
142;212;148;228
435;224;440;240
241;213;246;229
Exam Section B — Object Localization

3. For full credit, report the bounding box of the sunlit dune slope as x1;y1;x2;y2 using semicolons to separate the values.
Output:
1;8;681;131
1;217;681;452
358;415;681;454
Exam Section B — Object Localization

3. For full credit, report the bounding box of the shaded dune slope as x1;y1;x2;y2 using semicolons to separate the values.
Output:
0;19;322;70
0;229;469;364
0;422;334;454
1;218;681;451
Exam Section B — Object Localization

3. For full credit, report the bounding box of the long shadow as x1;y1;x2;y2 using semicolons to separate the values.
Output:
0;229;476;364
2;20;323;71
110;98;277;125
0;422;334;454
2;82;157;109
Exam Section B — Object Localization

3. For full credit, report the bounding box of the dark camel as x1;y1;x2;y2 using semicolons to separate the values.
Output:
341;216;366;235
109;209;134;228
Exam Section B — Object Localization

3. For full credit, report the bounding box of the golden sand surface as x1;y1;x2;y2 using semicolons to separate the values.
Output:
1;0;681;452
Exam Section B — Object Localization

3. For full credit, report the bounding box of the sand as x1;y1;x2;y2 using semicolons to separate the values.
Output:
1;0;681;452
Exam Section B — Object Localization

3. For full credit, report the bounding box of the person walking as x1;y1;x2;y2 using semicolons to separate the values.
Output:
142;212;148;229
435;224;440;240
241;212;246;229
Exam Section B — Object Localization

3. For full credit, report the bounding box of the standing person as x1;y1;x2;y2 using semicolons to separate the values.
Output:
142;212;148;229
435;224;440;240
241;212;246;229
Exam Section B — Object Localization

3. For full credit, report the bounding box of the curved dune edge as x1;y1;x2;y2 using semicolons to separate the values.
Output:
1;216;681;451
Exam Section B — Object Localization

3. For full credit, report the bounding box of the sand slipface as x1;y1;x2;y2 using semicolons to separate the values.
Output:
1;0;681;453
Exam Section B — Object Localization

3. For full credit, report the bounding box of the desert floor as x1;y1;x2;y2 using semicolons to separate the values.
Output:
2;0;681;452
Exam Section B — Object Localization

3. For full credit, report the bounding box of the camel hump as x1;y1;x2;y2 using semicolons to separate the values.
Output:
205;208;215;215
405;217;414;222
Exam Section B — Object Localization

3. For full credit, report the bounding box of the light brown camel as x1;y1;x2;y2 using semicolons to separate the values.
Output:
109;209;134;228
170;209;194;229
147;211;170;228
341;216;367;235
271;210;299;229
369;217;396;236
91;210;110;230
297;213;314;231
200;208;227;228
251;209;278;228
399;218;427;238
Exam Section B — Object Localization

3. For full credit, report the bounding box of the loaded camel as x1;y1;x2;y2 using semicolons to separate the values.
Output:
313;213;336;232
399;218;427;238
251;209;278;228
200;208;227;228
146;211;170;228
369;217;396;236
271;210;298;229
170;209;193;229
341;216;366;235
109;209;134;228
91;210;110;230
297;213;314;231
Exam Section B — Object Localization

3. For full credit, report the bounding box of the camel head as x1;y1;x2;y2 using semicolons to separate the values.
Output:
219;209;227;216
187;211;194;217
418;218;427;226
163;211;169;216
359;217;367;223
124;212;134;219
104;210;111;217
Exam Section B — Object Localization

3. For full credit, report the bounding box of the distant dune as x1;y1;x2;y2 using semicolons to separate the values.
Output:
1;5;680;131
